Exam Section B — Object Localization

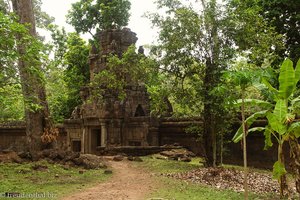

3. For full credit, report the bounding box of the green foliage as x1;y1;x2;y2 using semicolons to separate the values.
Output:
46;30;90;122
147;82;173;117
0;0;54;29
234;99;273;109
266;112;287;136
272;161;287;180
185;124;203;142
261;77;279;97
232;58;300;194
46;64;69;123
0;0;9;14
233;58;300;143
278;59;295;99
0;12;21;88
258;0;300;62
147;0;233;117
67;0;131;36
91;45;156;101
0;10;48;120
0;84;24;121
287;122;300;138
32;0;55;29
148;0;238;166
47;24;67;61
226;0;285;66
233;110;270;143
294;59;300;85
263;127;273;149
64;32;90;86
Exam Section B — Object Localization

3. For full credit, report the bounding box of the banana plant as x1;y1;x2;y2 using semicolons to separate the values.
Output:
227;69;255;200
232;58;300;198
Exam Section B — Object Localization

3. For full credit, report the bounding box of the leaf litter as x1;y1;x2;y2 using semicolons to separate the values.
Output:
163;167;297;196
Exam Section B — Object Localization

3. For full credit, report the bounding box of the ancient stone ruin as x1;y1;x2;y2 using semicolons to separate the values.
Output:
64;28;159;154
0;28;274;168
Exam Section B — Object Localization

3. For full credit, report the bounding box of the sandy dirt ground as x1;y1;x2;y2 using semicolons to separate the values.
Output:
61;157;158;200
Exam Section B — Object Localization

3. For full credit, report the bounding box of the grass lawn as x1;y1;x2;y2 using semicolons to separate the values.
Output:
139;156;278;200
0;160;111;200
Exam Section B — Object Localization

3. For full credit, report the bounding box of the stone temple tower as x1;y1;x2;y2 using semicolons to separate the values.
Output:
89;28;138;79
64;28;159;154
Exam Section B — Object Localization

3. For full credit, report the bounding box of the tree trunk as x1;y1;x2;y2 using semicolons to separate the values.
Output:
241;90;248;200
202;0;222;167
203;60;217;167
220;132;223;166
12;0;50;152
203;107;215;167
278;141;288;198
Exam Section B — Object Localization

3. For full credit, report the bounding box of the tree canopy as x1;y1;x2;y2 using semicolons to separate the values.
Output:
46;26;90;122
67;0;131;37
258;0;300;62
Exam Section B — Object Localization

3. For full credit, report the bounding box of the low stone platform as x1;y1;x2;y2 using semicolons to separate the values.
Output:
97;145;185;156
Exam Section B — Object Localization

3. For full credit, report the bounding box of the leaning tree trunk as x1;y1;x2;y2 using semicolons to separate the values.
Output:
12;0;50;152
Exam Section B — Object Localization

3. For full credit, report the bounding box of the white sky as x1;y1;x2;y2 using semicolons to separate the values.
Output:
41;0;158;47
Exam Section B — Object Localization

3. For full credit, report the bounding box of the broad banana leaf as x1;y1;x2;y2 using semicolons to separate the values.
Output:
266;112;287;135
234;99;273;109
263;127;273;150
278;59;295;99
273;161;287;180
287;122;300;138
232;110;270;143
261;78;279;96
273;99;287;123
291;96;300;107
294;58;300;86
248;127;266;133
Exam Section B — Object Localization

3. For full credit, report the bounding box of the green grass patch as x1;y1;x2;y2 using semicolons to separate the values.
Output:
0;160;111;200
140;155;202;173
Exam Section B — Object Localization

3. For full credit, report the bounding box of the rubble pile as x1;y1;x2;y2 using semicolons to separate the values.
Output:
0;149;106;169
158;148;196;162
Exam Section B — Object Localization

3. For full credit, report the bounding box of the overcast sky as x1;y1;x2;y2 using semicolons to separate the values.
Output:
41;0;158;47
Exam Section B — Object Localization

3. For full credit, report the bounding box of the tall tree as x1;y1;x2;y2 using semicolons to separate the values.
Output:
148;0;234;166
12;0;51;152
46;25;90;122
201;0;230;167
0;0;54;123
67;0;131;38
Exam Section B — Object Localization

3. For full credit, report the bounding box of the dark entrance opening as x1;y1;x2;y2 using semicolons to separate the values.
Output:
72;140;81;152
134;104;145;117
91;129;101;152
